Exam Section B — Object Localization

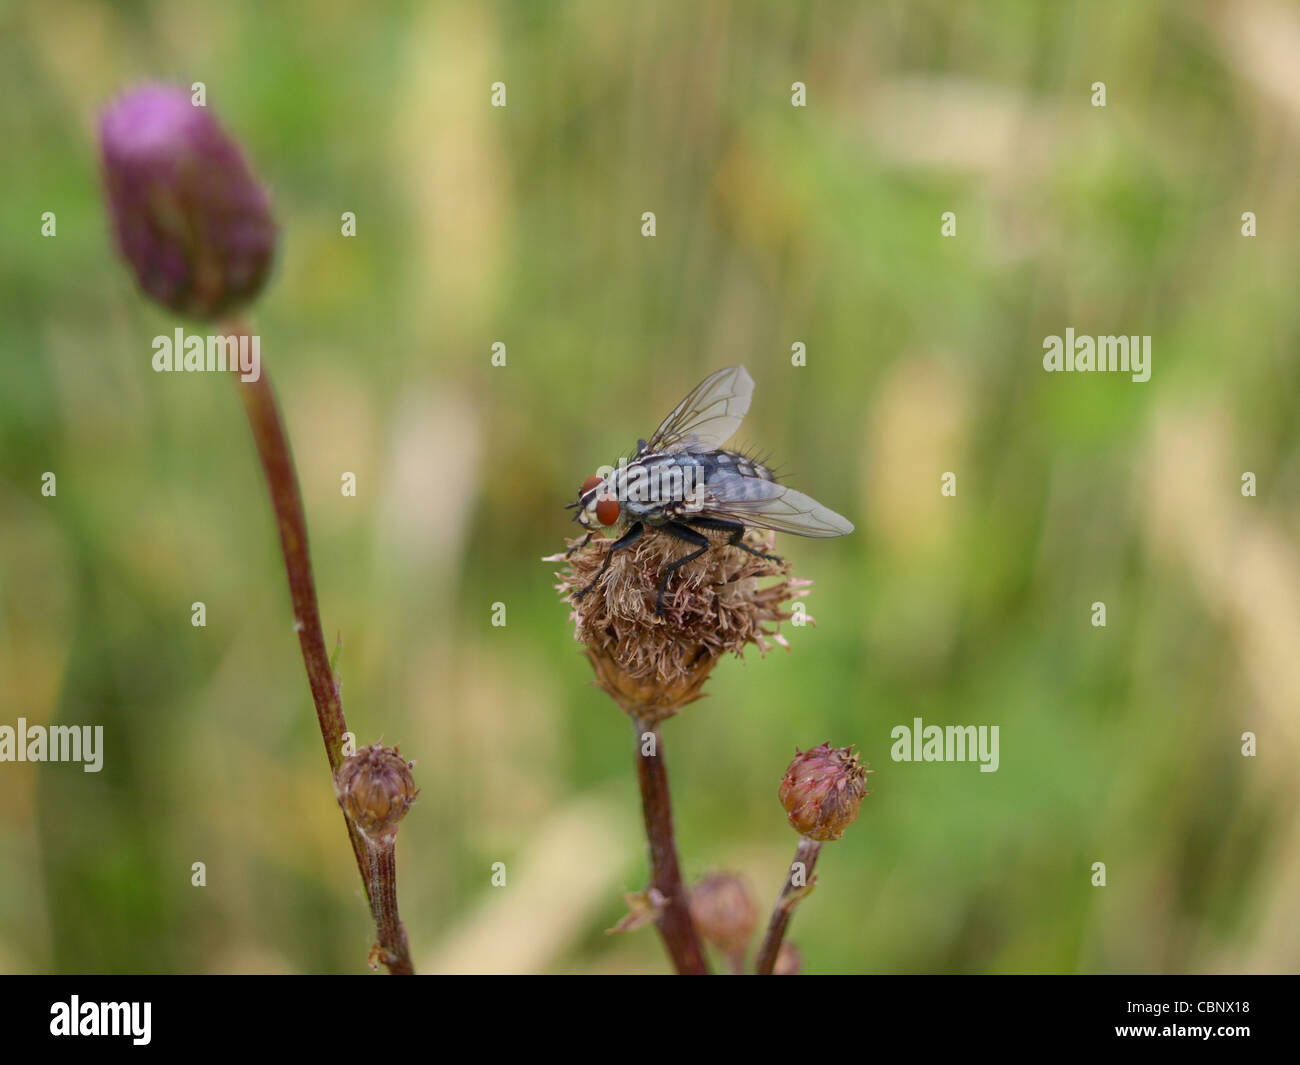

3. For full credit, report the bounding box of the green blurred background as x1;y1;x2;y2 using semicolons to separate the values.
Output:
2;0;1298;974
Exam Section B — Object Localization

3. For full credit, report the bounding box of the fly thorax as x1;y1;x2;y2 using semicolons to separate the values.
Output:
619;454;705;518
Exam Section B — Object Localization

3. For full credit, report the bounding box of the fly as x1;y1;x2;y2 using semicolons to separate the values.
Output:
566;365;853;614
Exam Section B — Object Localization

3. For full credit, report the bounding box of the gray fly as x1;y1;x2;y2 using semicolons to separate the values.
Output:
567;365;853;614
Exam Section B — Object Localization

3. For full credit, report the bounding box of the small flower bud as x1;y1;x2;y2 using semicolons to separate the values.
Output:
98;84;277;319
778;742;871;841
774;941;803;975
689;873;758;959
334;744;418;844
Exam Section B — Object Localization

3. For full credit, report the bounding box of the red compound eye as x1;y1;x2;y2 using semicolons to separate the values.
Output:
581;474;603;494
595;496;621;526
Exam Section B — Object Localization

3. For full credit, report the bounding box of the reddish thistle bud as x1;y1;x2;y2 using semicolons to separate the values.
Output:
689;873;758;960
778;742;871;841
98;84;276;319
334;744;418;844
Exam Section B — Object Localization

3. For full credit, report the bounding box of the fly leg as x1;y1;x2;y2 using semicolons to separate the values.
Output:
565;532;593;558
655;521;713;616
574;522;643;602
685;517;782;564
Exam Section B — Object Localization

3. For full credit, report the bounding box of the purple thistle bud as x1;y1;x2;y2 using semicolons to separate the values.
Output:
98;84;277;319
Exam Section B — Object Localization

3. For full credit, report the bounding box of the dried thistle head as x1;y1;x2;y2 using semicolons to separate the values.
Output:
549;527;812;724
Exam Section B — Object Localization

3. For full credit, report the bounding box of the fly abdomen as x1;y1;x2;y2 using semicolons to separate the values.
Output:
703;449;776;483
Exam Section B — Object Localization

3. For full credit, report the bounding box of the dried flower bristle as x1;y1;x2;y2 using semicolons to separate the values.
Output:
548;528;812;724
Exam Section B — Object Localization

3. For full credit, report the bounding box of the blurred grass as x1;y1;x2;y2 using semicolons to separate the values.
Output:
1;0;1298;973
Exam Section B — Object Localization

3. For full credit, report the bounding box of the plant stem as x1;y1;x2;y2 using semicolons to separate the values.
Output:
226;317;414;975
633;720;709;975
755;835;822;975
364;843;413;975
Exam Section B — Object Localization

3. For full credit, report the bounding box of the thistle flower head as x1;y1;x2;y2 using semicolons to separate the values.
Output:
779;742;872;841
334;744;418;845
689;872;758;960
98;83;277;319
549;528;812;724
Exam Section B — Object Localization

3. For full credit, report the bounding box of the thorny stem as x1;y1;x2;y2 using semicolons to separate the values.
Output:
226;317;414;975
755;835;822;975
633;720;709;975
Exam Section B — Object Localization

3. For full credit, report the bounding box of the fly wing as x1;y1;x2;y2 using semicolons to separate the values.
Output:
646;366;754;454
702;470;854;538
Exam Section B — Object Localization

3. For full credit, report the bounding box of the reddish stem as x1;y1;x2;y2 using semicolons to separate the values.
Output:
633;721;709;975
365;844;413;975
227;317;413;975
755;836;822;975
